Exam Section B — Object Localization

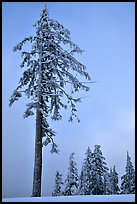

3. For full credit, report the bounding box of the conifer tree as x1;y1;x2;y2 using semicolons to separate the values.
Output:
9;4;91;196
64;153;79;196
104;166;120;195
78;147;93;195
111;166;120;194
52;171;63;196
103;170;113;195
78;165;85;195
120;152;135;194
91;145;109;195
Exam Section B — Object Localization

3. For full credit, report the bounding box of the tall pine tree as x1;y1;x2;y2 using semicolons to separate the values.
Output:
64;153;79;196
52;171;63;196
9;4;91;196
120;151;135;194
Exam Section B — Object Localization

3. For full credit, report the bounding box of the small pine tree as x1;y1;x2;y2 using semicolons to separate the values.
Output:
91;145;109;195
64;153;79;196
78;165;85;195
112;166;120;194
78;147;93;195
52;171;63;196
104;166;120;195
120;151;135;194
103;170;113;195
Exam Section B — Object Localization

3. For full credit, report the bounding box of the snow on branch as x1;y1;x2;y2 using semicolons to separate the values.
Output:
13;36;35;52
9;89;22;107
10;3;91;152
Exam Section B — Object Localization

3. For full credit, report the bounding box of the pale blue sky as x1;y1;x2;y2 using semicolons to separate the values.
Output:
2;2;135;198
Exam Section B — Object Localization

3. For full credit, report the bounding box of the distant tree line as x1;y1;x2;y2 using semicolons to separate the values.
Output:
52;145;135;196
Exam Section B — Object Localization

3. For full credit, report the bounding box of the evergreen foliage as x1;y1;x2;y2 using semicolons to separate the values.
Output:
111;166;120;194
120;152;135;194
52;171;63;196
91;145;109;195
9;4;91;152
78;147;93;195
9;3;91;197
103;170;113;195
64;153;79;196
52;147;135;196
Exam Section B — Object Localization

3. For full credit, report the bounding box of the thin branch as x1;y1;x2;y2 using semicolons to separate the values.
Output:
41;80;96;85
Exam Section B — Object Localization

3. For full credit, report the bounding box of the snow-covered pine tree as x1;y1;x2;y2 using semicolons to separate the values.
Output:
52;171;64;196
111;166;120;194
78;147;93;195
78;165;85;195
103;170;113;195
9;4;91;197
64;153;79;196
120;151;135;194
104;166;120;195
91;145;109;195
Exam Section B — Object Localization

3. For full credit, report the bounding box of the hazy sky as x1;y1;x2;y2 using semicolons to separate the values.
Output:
2;2;135;198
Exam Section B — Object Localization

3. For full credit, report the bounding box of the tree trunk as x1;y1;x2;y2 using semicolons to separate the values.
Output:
32;107;42;197
31;40;43;197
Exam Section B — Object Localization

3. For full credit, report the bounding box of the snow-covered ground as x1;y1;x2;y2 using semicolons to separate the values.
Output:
2;194;135;202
